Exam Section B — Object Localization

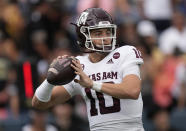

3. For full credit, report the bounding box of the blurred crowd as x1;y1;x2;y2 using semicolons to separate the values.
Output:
0;0;186;131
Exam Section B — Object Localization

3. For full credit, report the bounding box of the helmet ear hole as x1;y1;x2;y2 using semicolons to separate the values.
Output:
85;42;90;48
80;26;86;33
85;41;94;49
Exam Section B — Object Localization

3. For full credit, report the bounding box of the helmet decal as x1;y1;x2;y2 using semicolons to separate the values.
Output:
76;12;89;26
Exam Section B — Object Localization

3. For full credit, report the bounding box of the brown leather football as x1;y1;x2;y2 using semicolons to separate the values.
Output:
47;57;76;85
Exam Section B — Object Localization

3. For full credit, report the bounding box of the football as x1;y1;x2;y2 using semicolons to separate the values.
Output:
47;57;76;85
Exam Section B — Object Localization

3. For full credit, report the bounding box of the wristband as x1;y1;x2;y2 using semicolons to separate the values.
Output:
92;81;102;92
35;80;54;102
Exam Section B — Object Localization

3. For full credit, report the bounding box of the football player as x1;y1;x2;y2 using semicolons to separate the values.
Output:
32;8;144;131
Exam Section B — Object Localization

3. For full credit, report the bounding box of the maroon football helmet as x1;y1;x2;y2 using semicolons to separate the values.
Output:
73;8;117;52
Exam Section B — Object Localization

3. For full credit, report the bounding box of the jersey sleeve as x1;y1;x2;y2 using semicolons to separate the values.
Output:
122;64;141;79
118;46;143;78
121;46;143;68
63;76;81;97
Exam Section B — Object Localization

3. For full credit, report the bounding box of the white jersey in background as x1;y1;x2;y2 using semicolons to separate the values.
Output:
64;45;144;131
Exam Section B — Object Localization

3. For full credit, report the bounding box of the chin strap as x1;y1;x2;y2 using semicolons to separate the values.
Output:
95;51;109;56
79;47;95;53
78;41;115;54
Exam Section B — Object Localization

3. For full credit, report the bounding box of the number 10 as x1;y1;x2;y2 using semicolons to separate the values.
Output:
85;86;121;116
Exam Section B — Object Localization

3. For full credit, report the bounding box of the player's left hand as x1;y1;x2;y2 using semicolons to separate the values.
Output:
71;59;93;88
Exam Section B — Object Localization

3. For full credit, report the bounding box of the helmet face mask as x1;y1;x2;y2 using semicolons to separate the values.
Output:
75;8;117;53
81;23;117;52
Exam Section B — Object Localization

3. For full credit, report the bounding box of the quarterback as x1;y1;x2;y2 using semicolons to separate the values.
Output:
32;8;144;131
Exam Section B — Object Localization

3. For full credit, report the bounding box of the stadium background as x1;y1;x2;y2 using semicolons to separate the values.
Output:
0;0;186;130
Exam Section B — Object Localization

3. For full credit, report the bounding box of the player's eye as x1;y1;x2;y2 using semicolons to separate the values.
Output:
94;32;101;36
106;30;112;36
91;31;102;37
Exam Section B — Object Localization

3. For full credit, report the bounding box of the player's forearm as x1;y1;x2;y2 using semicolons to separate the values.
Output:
32;80;54;110
101;83;140;99
32;87;71;110
32;80;71;110
32;95;52;110
100;75;141;99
